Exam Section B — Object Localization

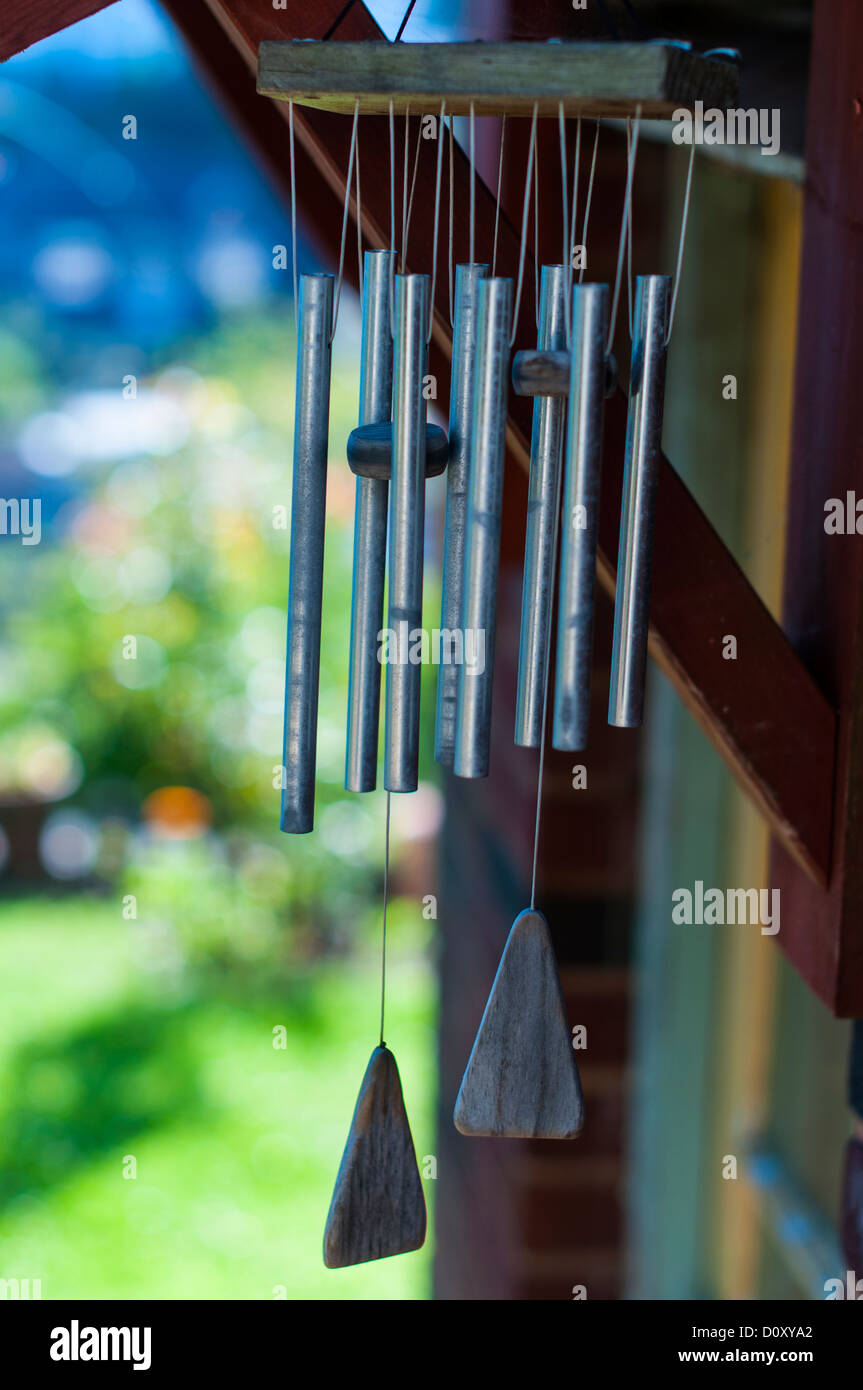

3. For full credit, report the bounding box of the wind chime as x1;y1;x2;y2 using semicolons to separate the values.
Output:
259;33;738;1269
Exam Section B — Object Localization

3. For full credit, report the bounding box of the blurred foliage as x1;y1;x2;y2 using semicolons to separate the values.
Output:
0;896;434;1299
0;309;442;980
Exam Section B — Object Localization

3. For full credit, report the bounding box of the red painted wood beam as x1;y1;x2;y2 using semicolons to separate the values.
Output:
769;0;863;1015
0;0;117;62
188;0;835;894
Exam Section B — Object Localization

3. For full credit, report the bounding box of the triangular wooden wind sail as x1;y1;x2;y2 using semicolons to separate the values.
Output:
454;909;584;1139
323;1046;427;1269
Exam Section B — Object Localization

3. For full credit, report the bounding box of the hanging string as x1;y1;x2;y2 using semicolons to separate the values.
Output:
533;139;540;329
469;102;476;267
558;107;582;346
403;115;424;267
427;101;446;343
509;102;539;349
626;118;635;339
578;119;601;285
322;0;359;41
566;118;582;343
393;0;419;42
355;124;363;303
529;424;566;911
570;118;583;246
389;101;396;257
447;113;455;325
606;105;641;354
401;109;410;273
491;115;506;277
379;792;392;1046
374;0;423;1064
665;140;696;345
288;99;298;335
389;100;396;338
558;103;570;280
329;99;359;344
377;0;419;1065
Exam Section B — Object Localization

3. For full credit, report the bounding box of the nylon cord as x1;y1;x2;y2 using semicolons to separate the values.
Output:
447;113;455;325
379;792;392;1046
529;419;566;911
665;140;696;345
578;119;601;285
329;99;359;344
491;115;506;277
401;109;410;272
355;125;363;303
626;118;635;339
509;102;539;349
427;101;446;342
558;103;570;282
389;100;396;338
533;139;540;328
288;99;298;335
469;102;476;267
607;105;641;354
567;117;582;343
403;115;424;267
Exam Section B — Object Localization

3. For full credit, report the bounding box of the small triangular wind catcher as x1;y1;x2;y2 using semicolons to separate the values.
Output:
454;909;584;1139
323;1045;427;1269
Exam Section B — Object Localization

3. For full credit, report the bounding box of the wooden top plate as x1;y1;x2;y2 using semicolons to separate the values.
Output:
257;40;739;119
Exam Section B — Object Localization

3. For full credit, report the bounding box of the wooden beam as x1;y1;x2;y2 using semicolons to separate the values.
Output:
191;0;834;892
0;0;117;63
769;0;863;1015
599;406;834;890
257;39;739;118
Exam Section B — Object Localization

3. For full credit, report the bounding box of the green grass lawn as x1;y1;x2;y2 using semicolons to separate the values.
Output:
0;896;435;1299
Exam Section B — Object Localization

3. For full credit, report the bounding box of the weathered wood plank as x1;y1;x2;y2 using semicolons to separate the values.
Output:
323;1045;426;1268
454;909;584;1139
257;40;739;118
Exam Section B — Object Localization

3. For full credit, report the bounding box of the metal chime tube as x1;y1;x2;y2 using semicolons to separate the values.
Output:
515;265;568;747
385;273;430;793
454;277;513;780
608;274;671;727
553;282;610;750
435;262;489;764
345;250;395;792
281;272;335;833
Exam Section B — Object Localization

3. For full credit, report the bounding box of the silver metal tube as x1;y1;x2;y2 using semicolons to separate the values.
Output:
608;274;671;727
281;273;335;833
345;250;395;792
515;265;568;747
435;263;488;764
454;276;513;780
384;273;430;793
552;282;610;750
